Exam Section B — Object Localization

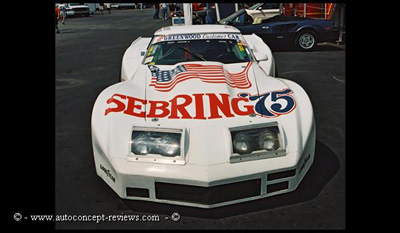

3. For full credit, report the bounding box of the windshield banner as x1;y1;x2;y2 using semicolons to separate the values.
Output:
153;33;241;43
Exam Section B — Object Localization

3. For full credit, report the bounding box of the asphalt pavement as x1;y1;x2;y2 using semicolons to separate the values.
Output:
55;8;345;230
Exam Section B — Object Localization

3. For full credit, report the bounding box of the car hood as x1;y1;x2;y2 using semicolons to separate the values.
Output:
113;60;297;126
144;61;258;122
105;61;302;165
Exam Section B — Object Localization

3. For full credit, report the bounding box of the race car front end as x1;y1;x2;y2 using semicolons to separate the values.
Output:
92;119;315;208
92;25;316;208
91;75;316;208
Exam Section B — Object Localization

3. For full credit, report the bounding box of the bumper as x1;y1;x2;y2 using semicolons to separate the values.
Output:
93;127;315;208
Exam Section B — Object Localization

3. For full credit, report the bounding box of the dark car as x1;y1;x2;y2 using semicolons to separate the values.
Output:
219;6;338;51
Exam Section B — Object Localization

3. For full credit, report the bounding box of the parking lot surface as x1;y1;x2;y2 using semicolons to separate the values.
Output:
56;9;345;229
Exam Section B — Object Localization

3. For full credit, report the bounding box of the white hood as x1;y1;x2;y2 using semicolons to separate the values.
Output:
99;61;303;165
113;61;295;124
144;61;259;123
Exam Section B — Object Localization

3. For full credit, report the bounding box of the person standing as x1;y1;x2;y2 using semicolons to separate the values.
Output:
55;6;61;33
168;3;176;18
161;3;168;19
205;3;212;24
153;3;160;19
59;4;66;25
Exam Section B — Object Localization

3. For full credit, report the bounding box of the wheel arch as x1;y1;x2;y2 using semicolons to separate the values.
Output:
295;26;319;41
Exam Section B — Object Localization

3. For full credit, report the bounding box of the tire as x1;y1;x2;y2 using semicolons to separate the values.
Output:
295;30;317;51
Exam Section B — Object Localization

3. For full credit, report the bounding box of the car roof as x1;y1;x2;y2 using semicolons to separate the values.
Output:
154;25;241;36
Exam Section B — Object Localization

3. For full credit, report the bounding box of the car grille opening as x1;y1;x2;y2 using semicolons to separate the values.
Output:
267;169;296;181
155;179;261;205
126;187;149;198
267;181;289;193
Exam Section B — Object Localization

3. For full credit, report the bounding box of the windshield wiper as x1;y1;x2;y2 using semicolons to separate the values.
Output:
178;47;206;61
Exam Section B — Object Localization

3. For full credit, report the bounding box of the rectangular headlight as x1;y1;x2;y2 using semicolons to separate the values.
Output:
129;127;185;165
229;122;286;163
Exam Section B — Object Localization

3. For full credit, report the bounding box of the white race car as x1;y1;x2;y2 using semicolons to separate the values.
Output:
91;25;315;208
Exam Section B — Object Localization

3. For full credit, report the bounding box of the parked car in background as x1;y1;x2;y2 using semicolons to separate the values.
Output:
59;3;90;17
245;3;281;21
117;3;136;9
110;3;119;9
219;3;338;51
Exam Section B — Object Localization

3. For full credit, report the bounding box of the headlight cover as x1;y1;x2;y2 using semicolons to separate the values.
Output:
129;127;185;165
258;129;280;151
230;123;286;163
233;132;253;154
131;131;181;157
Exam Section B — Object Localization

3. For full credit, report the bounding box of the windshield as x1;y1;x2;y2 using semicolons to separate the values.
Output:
219;3;263;24
144;34;254;65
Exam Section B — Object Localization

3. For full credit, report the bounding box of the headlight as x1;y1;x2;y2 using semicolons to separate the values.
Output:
131;130;181;157
233;132;253;154
258;129;279;151
231;125;282;155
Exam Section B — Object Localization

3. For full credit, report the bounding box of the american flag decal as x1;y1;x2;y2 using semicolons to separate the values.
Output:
149;62;253;92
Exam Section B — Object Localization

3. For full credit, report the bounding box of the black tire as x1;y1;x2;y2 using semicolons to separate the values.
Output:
295;29;317;51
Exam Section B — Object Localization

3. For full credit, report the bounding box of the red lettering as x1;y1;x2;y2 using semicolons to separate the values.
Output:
206;93;234;119
123;96;147;118
231;98;255;116
104;92;258;119
192;94;206;120
169;95;193;119
147;100;170;118
105;94;126;116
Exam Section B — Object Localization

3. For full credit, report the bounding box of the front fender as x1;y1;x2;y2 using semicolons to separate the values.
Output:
91;82;125;163
277;78;315;151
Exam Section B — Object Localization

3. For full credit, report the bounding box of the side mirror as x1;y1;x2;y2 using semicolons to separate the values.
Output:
253;52;268;61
